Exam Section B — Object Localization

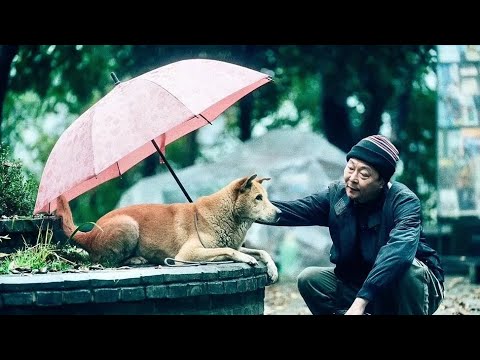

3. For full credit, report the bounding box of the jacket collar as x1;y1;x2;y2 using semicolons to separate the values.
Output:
333;183;389;219
334;191;351;216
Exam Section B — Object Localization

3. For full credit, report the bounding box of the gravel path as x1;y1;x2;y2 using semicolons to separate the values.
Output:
264;275;480;315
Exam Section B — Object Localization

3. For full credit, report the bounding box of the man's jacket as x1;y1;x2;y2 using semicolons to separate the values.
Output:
271;180;444;302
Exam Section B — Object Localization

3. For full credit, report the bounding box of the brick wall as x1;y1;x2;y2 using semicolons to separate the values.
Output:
0;262;268;315
0;216;67;253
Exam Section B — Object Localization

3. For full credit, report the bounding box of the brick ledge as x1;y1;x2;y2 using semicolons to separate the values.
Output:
0;263;268;315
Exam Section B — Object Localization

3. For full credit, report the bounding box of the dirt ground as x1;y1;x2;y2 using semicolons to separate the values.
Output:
264;275;480;315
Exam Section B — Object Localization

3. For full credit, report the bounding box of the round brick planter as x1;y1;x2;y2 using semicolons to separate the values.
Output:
0;216;67;253
0;263;269;315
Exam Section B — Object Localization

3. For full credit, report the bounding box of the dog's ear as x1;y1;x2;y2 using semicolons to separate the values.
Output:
256;177;271;184
239;174;257;193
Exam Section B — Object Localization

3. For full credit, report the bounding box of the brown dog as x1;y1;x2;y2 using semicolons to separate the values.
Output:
56;174;281;283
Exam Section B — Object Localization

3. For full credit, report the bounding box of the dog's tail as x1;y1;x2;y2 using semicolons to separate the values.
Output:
56;195;77;238
56;195;92;250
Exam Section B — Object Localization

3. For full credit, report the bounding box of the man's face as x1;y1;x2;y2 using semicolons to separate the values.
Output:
343;158;385;203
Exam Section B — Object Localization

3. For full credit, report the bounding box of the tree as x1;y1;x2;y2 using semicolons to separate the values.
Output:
0;45;18;141
0;45;438;224
1;45;134;147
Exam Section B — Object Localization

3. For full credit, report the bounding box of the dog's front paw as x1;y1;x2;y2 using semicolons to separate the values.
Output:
266;261;278;284
239;254;258;266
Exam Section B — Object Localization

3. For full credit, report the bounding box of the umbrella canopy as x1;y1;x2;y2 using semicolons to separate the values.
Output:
34;59;272;214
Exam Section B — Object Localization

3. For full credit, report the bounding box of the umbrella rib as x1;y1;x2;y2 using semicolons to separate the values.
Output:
198;114;212;125
138;79;216;125
139;79;218;126
139;78;192;111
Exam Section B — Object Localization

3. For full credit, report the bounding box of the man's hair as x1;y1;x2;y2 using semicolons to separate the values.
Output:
346;135;399;182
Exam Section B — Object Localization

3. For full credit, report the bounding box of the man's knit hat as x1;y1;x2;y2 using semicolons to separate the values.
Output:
346;135;399;181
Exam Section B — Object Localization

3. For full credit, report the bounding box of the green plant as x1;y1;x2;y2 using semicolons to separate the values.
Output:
0;144;38;217
0;222;91;275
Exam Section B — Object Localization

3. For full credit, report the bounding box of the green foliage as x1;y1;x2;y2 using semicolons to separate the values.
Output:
7;45;129;112
3;45;132;148
395;86;437;225
0;144;37;217
0;222;91;275
2;45;138;221
68;162;157;224
0;45;439;227
0;260;9;274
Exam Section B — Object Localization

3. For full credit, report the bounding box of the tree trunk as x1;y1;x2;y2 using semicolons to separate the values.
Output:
0;45;19;143
322;95;354;153
184;131;198;167
238;45;256;142
359;96;384;140
142;153;159;177
239;95;253;142
392;65;415;146
393;89;411;145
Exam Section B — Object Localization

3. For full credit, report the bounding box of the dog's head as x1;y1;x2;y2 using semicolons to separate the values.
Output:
233;174;281;223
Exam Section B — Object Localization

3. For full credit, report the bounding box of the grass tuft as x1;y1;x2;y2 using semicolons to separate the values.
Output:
0;221;91;275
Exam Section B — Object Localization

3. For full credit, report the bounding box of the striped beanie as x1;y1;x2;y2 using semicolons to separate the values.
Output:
346;135;400;181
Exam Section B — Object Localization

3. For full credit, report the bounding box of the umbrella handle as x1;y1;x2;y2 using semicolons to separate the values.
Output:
151;140;193;203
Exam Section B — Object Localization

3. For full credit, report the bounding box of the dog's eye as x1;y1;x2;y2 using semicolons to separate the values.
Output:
255;194;263;201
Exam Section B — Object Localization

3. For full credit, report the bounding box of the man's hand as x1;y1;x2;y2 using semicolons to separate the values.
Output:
345;297;369;315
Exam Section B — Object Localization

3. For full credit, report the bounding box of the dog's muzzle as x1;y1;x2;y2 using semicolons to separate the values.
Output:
255;208;282;225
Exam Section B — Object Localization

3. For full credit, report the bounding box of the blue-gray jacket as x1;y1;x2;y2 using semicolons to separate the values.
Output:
270;180;444;302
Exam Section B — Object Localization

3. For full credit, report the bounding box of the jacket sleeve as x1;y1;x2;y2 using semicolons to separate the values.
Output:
265;188;331;227
357;192;421;302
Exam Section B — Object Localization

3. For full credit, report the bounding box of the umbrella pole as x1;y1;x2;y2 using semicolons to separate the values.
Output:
151;140;193;203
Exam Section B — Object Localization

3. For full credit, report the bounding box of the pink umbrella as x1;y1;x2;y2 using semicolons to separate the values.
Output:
34;59;272;214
